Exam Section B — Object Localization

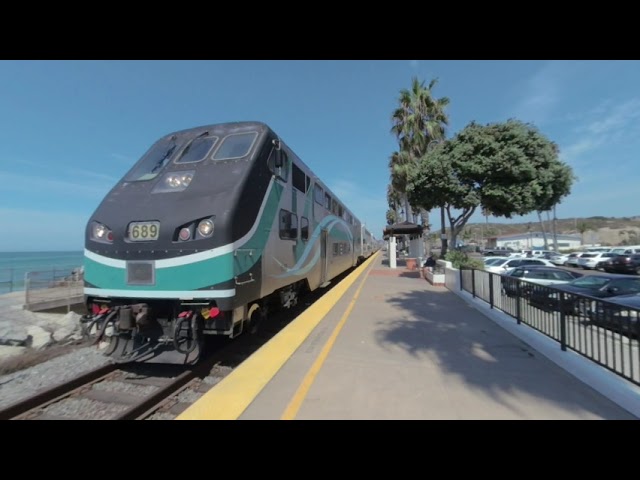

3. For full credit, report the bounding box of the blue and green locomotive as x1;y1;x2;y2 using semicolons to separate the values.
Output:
83;121;375;363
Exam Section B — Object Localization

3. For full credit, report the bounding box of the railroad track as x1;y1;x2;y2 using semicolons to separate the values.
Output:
0;264;359;420
0;348;235;420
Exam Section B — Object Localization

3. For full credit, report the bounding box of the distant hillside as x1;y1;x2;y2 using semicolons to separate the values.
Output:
462;215;640;246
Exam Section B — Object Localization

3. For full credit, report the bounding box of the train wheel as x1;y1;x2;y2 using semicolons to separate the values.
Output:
247;302;266;335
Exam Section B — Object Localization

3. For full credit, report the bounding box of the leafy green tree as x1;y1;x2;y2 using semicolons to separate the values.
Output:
407;119;575;249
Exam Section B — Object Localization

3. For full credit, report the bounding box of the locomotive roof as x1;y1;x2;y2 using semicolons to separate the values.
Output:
161;121;270;138
150;121;366;228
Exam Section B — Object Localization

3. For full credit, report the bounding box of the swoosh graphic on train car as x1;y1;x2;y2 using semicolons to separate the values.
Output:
272;215;352;279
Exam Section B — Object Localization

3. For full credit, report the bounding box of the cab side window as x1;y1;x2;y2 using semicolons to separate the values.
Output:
279;209;298;240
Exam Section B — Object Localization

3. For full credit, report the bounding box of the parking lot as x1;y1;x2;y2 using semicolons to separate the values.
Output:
463;264;640;386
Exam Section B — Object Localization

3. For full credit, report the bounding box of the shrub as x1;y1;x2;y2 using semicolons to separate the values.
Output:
445;250;484;269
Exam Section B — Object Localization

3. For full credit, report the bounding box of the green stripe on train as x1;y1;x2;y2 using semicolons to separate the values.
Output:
84;254;235;290
85;181;285;290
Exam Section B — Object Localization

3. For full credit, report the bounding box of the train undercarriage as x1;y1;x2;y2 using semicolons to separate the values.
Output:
81;280;308;365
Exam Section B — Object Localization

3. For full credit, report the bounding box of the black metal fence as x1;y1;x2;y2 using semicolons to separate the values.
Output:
460;268;640;386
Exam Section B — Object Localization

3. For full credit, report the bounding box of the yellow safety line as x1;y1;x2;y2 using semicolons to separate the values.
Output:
176;251;380;420
280;259;374;420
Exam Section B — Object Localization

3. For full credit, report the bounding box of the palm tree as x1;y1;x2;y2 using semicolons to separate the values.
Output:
386;184;402;224
390;76;450;254
388;151;413;222
577;221;589;245
386;208;397;225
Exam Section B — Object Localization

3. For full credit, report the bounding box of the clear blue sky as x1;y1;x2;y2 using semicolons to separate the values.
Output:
1;60;638;252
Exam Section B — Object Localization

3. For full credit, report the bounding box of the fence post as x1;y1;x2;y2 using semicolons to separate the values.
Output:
559;292;567;351
489;272;494;309
515;280;521;324
67;278;71;313
459;267;463;291
24;272;30;310
471;269;476;298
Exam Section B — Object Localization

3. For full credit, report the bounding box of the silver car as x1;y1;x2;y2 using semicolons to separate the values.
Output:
501;266;582;297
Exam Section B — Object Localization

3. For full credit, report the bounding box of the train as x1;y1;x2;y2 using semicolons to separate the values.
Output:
82;121;376;364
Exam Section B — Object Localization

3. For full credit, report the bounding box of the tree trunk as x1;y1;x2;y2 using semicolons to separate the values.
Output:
403;196;412;223
440;206;448;257
449;217;462;252
420;208;430;256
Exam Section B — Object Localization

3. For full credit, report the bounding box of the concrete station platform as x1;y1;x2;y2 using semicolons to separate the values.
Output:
177;252;638;420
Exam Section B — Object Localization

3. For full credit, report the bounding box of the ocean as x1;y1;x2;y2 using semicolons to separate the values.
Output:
0;251;84;295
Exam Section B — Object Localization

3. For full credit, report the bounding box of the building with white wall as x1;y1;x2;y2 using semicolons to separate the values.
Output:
486;232;582;251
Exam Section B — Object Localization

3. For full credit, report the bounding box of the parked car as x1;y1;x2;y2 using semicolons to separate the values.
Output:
603;254;640;275
608;247;640;255
482;247;515;257
484;257;555;274
577;252;618;270
549;254;569;266
528;274;640;315
595;254;619;271
483;256;510;265
501;266;582;297
565;252;586;267
588;293;640;337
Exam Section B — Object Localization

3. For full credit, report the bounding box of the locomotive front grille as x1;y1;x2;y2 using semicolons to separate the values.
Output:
127;261;156;285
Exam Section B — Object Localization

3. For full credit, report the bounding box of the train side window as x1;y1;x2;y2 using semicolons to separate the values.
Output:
292;163;307;193
213;132;258;160
324;193;331;210
314;184;324;205
301;217;309;241
279;209;298;240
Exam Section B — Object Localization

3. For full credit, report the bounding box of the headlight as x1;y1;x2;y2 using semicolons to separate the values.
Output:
152;170;195;193
91;221;113;244
166;172;193;188
198;219;214;237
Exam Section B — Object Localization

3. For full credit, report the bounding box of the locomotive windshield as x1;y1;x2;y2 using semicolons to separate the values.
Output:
213;132;258;160
123;131;259;183
124;137;184;182
175;136;218;164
